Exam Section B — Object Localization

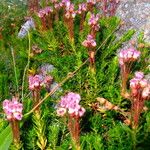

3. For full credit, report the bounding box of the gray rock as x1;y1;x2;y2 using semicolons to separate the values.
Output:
50;82;63;99
40;64;55;75
116;0;150;43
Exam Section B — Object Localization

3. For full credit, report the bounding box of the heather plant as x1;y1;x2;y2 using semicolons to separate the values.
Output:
57;92;85;149
119;48;141;98
2;97;23;149
130;72;150;129
0;0;150;150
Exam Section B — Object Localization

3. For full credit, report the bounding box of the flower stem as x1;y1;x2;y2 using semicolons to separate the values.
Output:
21;31;31;101
32;89;41;113
11;120;20;144
11;47;19;93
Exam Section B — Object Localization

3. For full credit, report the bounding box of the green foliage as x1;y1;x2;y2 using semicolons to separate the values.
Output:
107;123;132;150
0;0;27;41
33;112;47;150
135;112;150;150
81;133;104;150
0;1;150;149
47;122;61;149
96;28;135;105
0;125;13;150
0;74;9;100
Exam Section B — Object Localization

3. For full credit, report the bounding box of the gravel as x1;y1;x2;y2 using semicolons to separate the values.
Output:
116;0;150;43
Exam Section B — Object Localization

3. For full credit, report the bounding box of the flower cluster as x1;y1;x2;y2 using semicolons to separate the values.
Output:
129;72;150;128
88;13;100;31
43;75;53;86
57;92;85;117
119;48;141;65
54;2;63;9
29;74;53;91
29;74;43;90
76;3;87;14
63;1;76;19
82;34;96;48
130;72;150;99
87;0;96;5
38;7;53;18
27;0;39;14
3;97;23;121
101;0;120;16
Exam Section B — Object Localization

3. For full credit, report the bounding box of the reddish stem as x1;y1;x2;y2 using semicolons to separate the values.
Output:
68;115;80;148
64;17;74;43
103;0;107;16
131;93;144;129
47;14;53;30
120;64;130;97
74;116;80;145
32;89;41;112
79;13;86;32
54;10;59;22
88;49;96;73
11;120;20;144
28;0;39;14
41;17;47;30
68;114;73;138
87;4;94;12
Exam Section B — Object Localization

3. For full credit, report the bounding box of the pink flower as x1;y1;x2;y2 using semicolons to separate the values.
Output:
37;7;53;18
82;34;96;48
118;48;141;65
77;3;87;14
78;107;86;117
38;10;45;18
54;3;62;9
135;71;144;80
68;103;81;115
43;75;53;85
60;92;81;108
29;74;53;90
87;0;96;5
88;13;100;31
13;112;23;121
64;2;76;19
57;92;85;117
133;51;141;59
28;74;43;90
62;0;70;3
57;108;67;116
45;7;53;15
3;99;10;110
139;79;148;88
61;0;71;9
2;97;23;121
130;72;150;99
88;14;99;25
130;78;139;89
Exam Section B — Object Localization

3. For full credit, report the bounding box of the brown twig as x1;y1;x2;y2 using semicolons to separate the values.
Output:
24;59;88;117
